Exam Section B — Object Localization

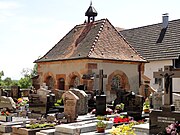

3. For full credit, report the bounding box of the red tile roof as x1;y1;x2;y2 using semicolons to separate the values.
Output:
35;19;146;63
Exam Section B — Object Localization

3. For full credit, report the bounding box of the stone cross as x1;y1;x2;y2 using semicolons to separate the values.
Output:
96;69;107;95
153;66;180;108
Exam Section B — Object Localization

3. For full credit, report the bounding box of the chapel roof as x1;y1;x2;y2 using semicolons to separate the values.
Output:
121;19;180;61
35;19;146;63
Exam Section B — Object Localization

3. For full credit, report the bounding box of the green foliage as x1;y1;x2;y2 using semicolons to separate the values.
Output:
115;103;124;110
18;76;32;89
26;123;55;129
54;99;64;106
0;71;4;80
0;63;37;88
143;98;150;110
96;120;107;128
31;63;38;77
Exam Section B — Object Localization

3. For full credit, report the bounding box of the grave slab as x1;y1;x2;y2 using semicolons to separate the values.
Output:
132;123;149;135
55;120;113;135
36;129;55;135
0;117;32;133
12;125;54;135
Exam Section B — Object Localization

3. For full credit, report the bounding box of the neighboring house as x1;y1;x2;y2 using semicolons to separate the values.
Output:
34;4;146;102
121;14;180;92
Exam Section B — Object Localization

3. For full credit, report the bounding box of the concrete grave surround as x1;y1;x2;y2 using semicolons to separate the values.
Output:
55;120;113;135
0;96;16;109
62;90;79;122
70;88;88;115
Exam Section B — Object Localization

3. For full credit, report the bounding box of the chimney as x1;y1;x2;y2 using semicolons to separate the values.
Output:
162;13;169;29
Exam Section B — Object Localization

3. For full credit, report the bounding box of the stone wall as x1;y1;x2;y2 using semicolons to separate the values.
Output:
37;59;141;102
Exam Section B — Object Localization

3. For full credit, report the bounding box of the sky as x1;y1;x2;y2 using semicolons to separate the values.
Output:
0;0;180;80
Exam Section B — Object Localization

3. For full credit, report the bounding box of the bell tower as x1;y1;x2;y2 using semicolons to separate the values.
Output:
85;1;98;23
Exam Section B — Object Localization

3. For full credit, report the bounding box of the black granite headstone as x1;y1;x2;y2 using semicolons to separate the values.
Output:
46;93;58;114
96;95;106;116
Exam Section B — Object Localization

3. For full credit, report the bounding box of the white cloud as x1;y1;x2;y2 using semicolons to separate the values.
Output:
0;1;21;9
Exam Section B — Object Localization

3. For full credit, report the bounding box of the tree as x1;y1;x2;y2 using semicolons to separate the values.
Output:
18;77;31;88
0;71;4;86
31;63;38;77
3;77;12;86
18;68;32;88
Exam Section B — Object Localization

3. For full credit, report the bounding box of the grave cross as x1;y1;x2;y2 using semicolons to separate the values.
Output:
96;69;107;95
153;66;180;106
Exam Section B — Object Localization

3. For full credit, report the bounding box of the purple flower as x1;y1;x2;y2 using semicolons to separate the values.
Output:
171;130;177;135
166;127;172;134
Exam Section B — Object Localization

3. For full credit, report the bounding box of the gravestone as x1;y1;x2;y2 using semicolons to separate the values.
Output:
113;88;126;110
62;90;79;122
150;66;180;134
46;93;58;114
70;88;88;115
95;69;107;116
124;92;144;120
37;87;51;104
0;96;16;110
11;86;21;99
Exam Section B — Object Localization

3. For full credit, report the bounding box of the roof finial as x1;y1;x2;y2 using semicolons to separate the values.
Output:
85;1;98;23
90;0;92;6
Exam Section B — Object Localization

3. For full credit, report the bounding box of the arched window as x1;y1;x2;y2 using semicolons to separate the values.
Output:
73;76;80;88
58;78;65;90
111;75;121;91
46;76;54;90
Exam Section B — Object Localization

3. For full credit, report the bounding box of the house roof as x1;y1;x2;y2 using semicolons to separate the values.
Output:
121;19;180;61
35;19;146;63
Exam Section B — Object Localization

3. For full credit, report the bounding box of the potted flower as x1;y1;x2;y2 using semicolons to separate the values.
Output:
0;108;12;122
143;98;150;113
115;103;124;113
16;98;29;111
96;120;107;133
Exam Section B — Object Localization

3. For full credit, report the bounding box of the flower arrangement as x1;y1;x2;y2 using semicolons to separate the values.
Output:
16;98;29;109
110;122;136;135
0;108;12;122
158;121;180;135
115;103;124;110
113;115;130;124
1;109;10;116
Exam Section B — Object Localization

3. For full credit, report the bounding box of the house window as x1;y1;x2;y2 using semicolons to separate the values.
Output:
154;78;162;85
111;75;121;91
173;58;180;68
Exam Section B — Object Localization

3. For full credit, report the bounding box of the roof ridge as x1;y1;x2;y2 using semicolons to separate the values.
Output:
121;18;180;31
107;19;146;61
87;19;107;57
76;18;107;27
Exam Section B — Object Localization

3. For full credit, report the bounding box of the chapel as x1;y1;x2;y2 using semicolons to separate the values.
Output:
34;3;146;102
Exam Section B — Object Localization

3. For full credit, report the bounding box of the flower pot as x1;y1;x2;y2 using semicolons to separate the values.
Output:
143;109;150;113
96;127;105;133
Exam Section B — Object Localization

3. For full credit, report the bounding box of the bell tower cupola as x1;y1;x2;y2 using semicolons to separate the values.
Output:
85;1;98;23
